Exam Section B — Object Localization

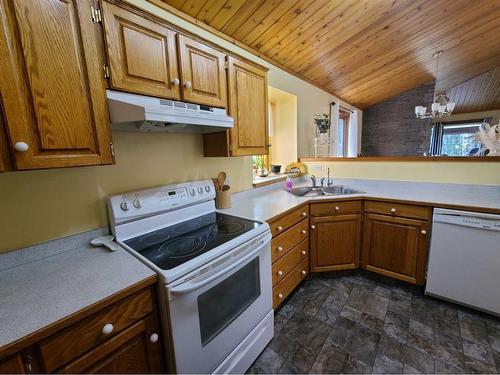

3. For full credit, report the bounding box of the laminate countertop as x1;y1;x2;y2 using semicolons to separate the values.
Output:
222;178;500;222
0;229;156;351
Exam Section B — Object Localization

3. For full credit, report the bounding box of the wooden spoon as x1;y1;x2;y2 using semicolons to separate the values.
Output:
217;171;226;191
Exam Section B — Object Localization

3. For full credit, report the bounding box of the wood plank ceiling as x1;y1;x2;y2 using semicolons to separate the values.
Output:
446;67;500;114
152;0;500;109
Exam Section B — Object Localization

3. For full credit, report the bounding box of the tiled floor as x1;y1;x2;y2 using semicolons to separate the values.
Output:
248;271;500;374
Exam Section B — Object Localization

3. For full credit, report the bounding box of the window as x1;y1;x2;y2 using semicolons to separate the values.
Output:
337;109;350;157
430;121;483;156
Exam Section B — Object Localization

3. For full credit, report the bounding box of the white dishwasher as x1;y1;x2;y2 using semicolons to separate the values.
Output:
426;208;500;316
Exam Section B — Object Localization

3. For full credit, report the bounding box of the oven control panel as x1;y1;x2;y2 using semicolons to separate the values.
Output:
108;180;215;224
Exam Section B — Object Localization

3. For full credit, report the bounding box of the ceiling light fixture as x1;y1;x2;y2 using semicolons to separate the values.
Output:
415;51;455;119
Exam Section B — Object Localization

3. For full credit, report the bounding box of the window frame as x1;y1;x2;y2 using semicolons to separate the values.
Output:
338;108;351;157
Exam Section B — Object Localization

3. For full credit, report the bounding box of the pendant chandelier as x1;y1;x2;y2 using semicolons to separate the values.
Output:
415;51;455;119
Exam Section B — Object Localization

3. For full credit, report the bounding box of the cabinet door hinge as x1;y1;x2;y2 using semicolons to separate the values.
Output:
91;6;103;23
224;60;228;69
110;142;115;160
103;65;110;79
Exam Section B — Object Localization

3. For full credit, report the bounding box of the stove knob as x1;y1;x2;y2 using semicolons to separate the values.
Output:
189;188;195;197
120;201;129;211
198;186;203;194
205;185;210;192
133;198;141;209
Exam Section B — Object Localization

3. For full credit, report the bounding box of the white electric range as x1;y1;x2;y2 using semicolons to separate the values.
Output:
108;180;273;374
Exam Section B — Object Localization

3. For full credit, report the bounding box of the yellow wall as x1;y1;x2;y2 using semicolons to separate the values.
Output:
268;86;298;167
303;161;500;185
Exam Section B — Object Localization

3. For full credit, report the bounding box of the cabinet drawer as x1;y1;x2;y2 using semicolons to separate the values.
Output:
272;239;308;286
310;201;362;217
365;201;430;220
273;257;309;308
39;289;153;372
271;219;309;263
269;205;309;237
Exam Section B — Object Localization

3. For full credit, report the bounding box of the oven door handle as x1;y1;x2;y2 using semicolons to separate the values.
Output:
169;241;265;294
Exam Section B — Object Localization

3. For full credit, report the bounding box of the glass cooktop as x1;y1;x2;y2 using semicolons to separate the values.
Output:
124;212;261;270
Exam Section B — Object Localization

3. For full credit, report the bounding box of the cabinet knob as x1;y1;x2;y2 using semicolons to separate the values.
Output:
301;212;307;217
277;246;283;252
102;323;114;335
301;230;307;235
301;250;307;255
14;142;29;152
149;333;159;343
172;78;180;86
278;293;284;299
277;225;283;232
184;80;192;89
311;225;316;230
390;208;397;213
301;270;307;275
420;230;427;235
277;270;283;276
335;206;340;211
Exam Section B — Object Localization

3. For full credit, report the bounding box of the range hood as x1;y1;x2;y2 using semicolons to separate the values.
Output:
106;90;233;134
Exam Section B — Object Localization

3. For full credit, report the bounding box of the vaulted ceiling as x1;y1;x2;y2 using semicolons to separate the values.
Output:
151;0;500;109
446;67;500;114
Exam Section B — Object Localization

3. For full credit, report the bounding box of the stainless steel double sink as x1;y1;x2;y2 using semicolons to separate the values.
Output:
287;185;364;197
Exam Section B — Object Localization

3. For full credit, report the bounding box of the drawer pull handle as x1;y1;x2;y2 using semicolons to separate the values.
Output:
301;230;307;235
150;333;159;343
277;246;283;252
335;206;340;211
390;208;397;213
277;226;283;232
311;225;316;230
420;230;427;235
102;323;114;335
301;250;307;255
301;212;307;217
277;270;283;276
278;293;284;299
301;270;307;275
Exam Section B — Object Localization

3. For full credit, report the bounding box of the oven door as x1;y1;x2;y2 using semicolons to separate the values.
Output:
166;231;272;374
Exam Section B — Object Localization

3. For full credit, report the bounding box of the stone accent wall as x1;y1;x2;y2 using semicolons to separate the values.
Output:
361;82;435;156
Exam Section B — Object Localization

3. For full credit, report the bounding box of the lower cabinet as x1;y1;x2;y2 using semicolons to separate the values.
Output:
310;213;361;272
0;283;164;374
60;315;162;373
268;205;309;309
362;213;430;285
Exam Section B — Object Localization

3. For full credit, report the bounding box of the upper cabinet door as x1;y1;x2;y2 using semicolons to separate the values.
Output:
228;56;268;156
0;0;113;170
101;2;181;100
177;35;227;108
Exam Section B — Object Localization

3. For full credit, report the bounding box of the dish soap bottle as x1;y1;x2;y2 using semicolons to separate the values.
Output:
285;174;293;191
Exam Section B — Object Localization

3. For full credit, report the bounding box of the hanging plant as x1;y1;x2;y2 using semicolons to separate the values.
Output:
314;113;331;134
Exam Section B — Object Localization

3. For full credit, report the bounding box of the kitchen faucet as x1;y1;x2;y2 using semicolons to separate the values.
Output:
310;175;317;187
327;168;334;186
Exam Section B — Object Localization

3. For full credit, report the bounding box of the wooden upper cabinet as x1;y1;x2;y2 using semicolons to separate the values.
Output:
0;0;113;170
362;213;429;285
227;56;268;156
0;104;12;172
310;214;361;272
177;35;227;108
203;56;268;157
101;2;181;100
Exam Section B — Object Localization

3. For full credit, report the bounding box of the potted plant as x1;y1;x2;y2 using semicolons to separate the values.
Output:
254;155;267;177
314;113;331;137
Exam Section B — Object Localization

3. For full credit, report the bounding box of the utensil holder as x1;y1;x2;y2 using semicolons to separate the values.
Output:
215;190;231;209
